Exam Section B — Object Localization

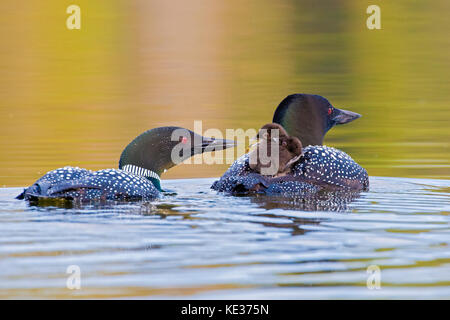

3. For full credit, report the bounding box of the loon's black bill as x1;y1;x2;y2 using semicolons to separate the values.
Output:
333;108;361;125
199;137;236;152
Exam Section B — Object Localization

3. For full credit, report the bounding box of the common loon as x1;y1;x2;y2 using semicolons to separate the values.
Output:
211;94;369;194
17;126;235;202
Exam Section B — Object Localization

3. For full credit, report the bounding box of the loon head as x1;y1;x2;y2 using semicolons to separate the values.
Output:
272;94;361;146
119;126;235;182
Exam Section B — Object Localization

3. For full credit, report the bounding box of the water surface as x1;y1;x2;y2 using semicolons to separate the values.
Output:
1;177;449;299
0;0;449;299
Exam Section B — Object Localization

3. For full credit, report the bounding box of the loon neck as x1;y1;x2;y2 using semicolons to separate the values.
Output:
118;126;236;192
121;164;162;191
118;128;170;192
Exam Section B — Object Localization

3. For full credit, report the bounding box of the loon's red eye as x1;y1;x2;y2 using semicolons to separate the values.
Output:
328;107;332;115
180;136;188;144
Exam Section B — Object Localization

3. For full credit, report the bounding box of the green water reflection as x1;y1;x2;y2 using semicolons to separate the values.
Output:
0;0;449;187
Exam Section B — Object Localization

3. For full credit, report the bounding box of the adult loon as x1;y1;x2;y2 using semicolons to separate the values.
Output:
211;94;369;194
17;127;235;202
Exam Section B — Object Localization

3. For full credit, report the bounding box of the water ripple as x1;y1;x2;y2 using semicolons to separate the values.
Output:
0;176;449;298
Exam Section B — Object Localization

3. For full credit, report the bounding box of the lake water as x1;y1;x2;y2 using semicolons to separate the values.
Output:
1;177;449;299
0;0;449;299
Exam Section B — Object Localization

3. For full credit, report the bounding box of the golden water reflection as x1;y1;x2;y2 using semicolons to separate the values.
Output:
0;0;449;187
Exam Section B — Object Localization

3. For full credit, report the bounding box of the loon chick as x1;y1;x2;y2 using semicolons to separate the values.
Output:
248;123;303;176
212;94;368;194
17;127;235;202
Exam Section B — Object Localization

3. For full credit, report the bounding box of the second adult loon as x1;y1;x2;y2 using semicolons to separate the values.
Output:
211;94;369;193
17;126;235;202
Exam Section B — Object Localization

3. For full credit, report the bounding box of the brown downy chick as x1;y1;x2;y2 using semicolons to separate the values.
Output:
249;123;303;176
278;135;303;176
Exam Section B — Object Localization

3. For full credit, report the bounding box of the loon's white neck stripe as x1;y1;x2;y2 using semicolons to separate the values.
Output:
122;164;160;181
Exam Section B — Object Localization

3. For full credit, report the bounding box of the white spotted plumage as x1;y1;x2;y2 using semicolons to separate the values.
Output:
212;145;369;194
20;166;160;201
